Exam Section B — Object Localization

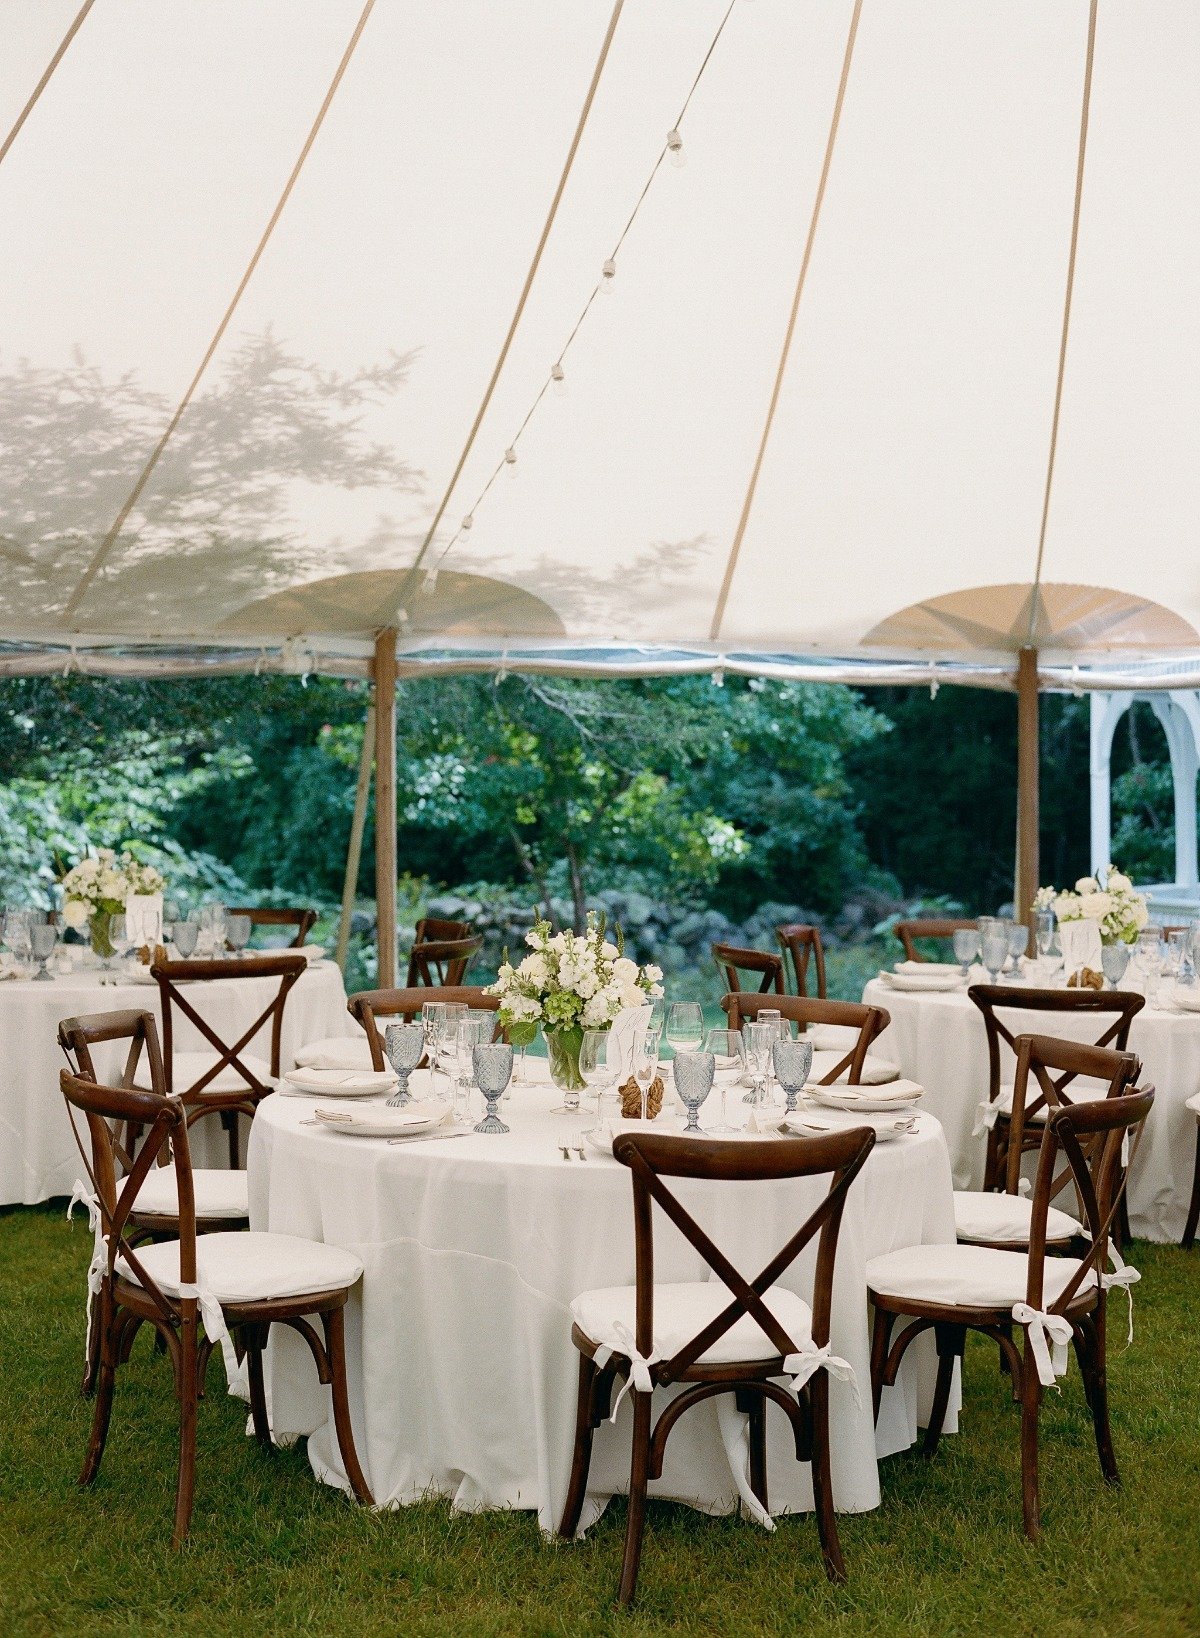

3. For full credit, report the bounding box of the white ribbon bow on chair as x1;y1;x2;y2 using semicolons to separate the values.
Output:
595;1321;661;1423
178;1255;240;1385
68;1180;106;1363
972;1101;1001;1138
1012;1302;1074;1388
1100;1245;1141;1347
782;1345;861;1410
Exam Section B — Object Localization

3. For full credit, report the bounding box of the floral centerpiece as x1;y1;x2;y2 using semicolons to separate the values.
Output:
60;848;165;959
488;912;663;1092
1034;865;1149;946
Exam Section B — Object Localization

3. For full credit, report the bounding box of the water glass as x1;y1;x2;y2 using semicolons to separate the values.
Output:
3;909;32;970
580;1029;615;1129
633;1026;662;1122
472;1042;514;1134
673;1050;715;1132
172;920;199;958
455;1014;492;1119
744;1009;783;1102
952;927;978;978
30;921;58;982
665;1002;705;1056
704;1028;744;1133
1035;910;1056;958
980;928;1009;983
773;1037;814;1114
109;914;132;965
226;913;252;957
1100;942;1131;989
742;1020;775;1108
440;1002;468;1090
508;1020;537;1083
384;1021;424;1106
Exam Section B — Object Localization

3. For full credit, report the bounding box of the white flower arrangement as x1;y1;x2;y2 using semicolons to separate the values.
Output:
60;848;165;930
488;911;663;1037
1035;865;1148;946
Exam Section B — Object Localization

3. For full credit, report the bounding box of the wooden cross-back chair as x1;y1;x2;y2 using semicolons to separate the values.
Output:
559;1125;876;1604
968;984;1145;1193
407;934;484;988
868;1087;1153;1541
776;923;827;999
59;1065;371;1547
721;992;890;1087
711;942;786;995
226;906;317;947
405;916;473;984
347;984;502;1070
894;918;977;962
150;952;306;1168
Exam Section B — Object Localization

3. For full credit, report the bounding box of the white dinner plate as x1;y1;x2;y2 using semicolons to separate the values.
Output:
893;961;961;977
877;970;964;993
1169;985;1200;1013
311;1102;450;1138
585;1117;675;1156
808;1081;924;1113
784;1108;919;1142
279;1067;397;1098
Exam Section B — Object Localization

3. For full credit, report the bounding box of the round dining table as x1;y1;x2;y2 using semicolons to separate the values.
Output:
0;956;353;1206
248;1065;958;1534
863;971;1200;1241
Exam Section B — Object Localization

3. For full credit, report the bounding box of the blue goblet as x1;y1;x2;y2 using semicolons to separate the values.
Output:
773;1038;814;1115
673;1050;715;1133
473;1042;514;1134
384;1022;424;1107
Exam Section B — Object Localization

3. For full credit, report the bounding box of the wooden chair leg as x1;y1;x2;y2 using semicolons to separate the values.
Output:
922;1324;962;1460
1183;1124;1200;1250
172;1312;199;1549
869;1307;894;1423
747;1394;768;1514
616;1392;653;1608
246;1325;272;1449
1080;1313;1120;1485
223;1111;240;1170
558;1352;599;1541
1019;1340;1043;1542
808;1372;846;1584
983;1121;1004;1192
322;1306;374;1506
79;1347;116;1486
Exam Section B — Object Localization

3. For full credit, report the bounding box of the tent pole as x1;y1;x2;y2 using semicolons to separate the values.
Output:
373;631;398;988
334;703;375;974
1016;646;1040;949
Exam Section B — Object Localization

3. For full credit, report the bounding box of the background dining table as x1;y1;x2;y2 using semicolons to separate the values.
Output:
862;972;1200;1241
248;1065;959;1534
0;955;355;1206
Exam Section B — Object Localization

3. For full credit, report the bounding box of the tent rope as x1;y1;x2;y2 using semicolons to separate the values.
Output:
60;0;378;625
1028;0;1099;638
391;0;630;622
0;0;97;172
421;0;742;594
708;0;863;643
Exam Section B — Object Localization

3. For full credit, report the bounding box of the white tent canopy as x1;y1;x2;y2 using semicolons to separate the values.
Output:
2;0;1198;684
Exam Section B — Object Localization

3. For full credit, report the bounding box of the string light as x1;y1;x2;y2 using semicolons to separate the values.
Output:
504;446;518;478
461;512;474;531
667;128;685;168
550;361;567;396
599;257;617;295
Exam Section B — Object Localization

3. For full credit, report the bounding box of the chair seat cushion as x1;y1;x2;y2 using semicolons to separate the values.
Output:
116;1231;363;1305
293;1034;374;1071
811;1049;899;1086
136;1049;276;1095
571;1282;813;1367
133;1166;249;1222
953;1190;1081;1245
866;1242;1096;1310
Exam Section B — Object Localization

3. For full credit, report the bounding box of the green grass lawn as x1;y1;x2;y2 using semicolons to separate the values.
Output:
2;1204;1197;1636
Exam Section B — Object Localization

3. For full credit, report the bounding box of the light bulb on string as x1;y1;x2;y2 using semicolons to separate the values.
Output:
423;567;439;594
504;446;518;479
461;512;474;532
667;128;685;168
599;257;617;295
550;361;566;396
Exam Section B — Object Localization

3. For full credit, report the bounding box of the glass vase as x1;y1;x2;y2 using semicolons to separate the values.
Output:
89;910;116;961
544;1025;585;1102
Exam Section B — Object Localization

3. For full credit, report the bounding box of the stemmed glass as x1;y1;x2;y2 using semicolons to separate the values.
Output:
421;1001;447;1094
1007;922;1029;978
3;909;32;974
952;927;978;979
455;1014;492;1121
673;1051;715;1133
704;1028;745;1133
773;1037;814;1115
30;921;58;982
580;1029;615;1132
666;1002;704;1057
508;1020;537;1084
440;1002;468;1099
109;914;132;974
745;1008;783;1102
384;1021;424;1106
633;1026;661;1122
473;1042;514;1134
172;920;199;958
226;913;252;958
742;1020;775;1108
1100;942;1131;990
980;927;1009;984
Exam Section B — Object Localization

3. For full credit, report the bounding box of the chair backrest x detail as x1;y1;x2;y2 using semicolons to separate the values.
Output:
969;984;1144;1114
347;985;502;1069
1006;1031;1141;1200
407;935;484;988
58;1008;168;1179
721;992;890;1085
776;923;827;999
712;943;786;996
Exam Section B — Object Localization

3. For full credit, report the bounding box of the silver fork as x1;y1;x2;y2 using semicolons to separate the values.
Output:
559;1145;573;1161
573;1146;587;1162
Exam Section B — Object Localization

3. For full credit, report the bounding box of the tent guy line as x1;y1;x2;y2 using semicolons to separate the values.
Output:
0;0;96;172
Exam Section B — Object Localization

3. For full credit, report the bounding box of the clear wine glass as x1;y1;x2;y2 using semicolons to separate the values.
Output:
980;928;1009;983
703;1028;745;1133
633;1026;661;1122
455;1014;491;1121
580;1028;614;1133
421;1000;447;1093
508;1020;537;1084
673;1050;715;1132
440;1002;467;1092
1100;942;1131;989
742;1020;775;1108
666;1002;704;1056
952;927;978;978
3;909;32;973
744;1008;782;1102
226;913;252;958
109;914;132;972
1035;910;1056;959
30;921;58;982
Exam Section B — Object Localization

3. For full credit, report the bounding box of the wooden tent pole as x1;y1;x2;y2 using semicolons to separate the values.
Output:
334;703;375;973
373;631;398;988
1016;646;1040;949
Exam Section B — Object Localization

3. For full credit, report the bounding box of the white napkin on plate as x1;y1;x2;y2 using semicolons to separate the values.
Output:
283;1066;396;1095
125;893;163;948
894;960;961;976
819;1078;924;1105
295;944;327;965
1059;920;1102;977
314;1098;445;1127
784;1108;918;1140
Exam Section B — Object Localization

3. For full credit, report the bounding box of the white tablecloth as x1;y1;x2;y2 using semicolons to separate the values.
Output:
0;960;353;1205
863;977;1200;1241
248;1069;957;1532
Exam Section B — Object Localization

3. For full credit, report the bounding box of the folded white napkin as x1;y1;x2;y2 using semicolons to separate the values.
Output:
283;1066;396;1094
1059;921;1102;976
314;1098;445;1127
894;960;961;976
297;944;327;965
819;1078;924;1105
784;1108;918;1139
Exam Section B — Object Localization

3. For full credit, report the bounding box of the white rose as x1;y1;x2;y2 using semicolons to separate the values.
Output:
517;953;547;985
612;957;639;985
62;899;89;930
1080;892;1112;920
1132;899;1149;930
644;964;663;983
1106;870;1131;892
1075;876;1099;894
600;942;619;960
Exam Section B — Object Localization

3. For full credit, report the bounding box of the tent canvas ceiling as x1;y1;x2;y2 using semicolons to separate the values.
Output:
2;0;1198;679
